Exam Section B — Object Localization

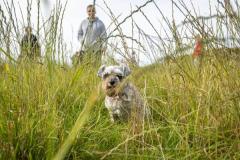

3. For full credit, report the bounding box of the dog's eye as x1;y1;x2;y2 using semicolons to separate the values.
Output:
103;74;109;79
117;75;123;80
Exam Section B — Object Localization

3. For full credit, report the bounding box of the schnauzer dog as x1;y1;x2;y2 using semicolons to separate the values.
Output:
97;64;148;123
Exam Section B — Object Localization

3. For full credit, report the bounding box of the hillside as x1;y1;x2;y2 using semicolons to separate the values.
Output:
0;53;239;159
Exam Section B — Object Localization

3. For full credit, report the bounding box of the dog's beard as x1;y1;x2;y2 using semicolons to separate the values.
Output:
102;76;127;97
103;83;122;97
105;87;117;97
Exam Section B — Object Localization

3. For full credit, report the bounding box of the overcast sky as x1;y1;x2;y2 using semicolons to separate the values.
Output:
1;0;227;64
61;0;219;50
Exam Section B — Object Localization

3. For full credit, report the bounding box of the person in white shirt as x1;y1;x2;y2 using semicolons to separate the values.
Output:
74;4;107;66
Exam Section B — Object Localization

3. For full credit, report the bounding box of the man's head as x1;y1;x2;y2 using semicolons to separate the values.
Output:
25;26;32;34
87;4;96;20
195;34;202;41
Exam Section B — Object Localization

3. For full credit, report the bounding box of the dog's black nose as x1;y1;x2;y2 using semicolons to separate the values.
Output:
109;79;115;85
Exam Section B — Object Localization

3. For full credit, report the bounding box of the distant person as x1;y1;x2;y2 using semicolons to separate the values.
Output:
130;51;138;66
192;34;203;66
19;26;41;60
74;4;107;66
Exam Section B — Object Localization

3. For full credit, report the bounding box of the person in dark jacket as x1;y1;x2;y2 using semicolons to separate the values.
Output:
19;26;41;60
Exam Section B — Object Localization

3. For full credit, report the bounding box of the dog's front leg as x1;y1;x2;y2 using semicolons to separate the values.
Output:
108;110;115;123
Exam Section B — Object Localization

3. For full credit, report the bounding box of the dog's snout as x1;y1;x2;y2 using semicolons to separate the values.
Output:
109;79;115;85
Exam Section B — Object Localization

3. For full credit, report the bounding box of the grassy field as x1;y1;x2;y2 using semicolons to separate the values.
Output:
0;0;240;159
0;52;239;159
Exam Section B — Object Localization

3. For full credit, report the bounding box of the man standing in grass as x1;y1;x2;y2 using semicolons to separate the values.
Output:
19;26;41;61
73;4;107;66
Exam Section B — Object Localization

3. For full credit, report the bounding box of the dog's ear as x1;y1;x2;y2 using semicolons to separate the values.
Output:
97;65;106;78
121;64;131;77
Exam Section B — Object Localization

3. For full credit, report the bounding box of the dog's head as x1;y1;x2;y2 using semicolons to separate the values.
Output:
97;64;131;97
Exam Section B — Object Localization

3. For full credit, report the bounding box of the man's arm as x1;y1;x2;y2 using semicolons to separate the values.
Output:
77;22;84;41
101;21;107;40
20;36;27;52
20;36;26;47
31;34;39;46
100;21;107;52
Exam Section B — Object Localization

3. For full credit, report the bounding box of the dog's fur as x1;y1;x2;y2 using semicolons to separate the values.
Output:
98;64;148;123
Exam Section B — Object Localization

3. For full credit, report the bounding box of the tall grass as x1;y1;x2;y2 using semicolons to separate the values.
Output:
0;0;240;159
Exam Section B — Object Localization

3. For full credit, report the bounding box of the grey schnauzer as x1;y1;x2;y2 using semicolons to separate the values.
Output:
97;64;148;123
